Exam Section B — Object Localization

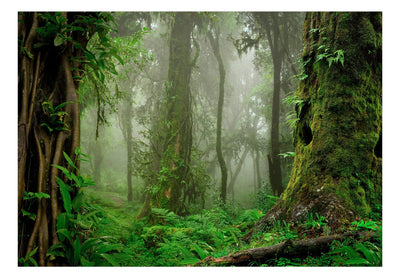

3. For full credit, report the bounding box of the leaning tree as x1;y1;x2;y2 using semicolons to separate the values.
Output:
248;12;382;237
18;12;113;265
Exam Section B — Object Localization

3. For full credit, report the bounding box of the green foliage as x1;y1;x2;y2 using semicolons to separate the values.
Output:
18;247;39;266
46;148;124;266
304;212;327;230
82;189;268;266
282;94;307;129
40;100;75;133
316;48;345;68
351;219;381;232
253;184;279;213
296;26;345;81
278;152;295;158
329;241;382;266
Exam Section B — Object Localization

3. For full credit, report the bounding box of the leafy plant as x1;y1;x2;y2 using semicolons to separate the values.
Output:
304;212;327;230
316;48;345;68
41;100;75;132
282;94;308;129
18;247;39;266
329;241;382;266
351;219;381;232
46;148;123;266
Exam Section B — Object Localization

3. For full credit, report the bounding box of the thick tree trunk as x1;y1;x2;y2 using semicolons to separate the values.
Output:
208;26;228;204
250;12;382;237
153;12;196;214
18;12;94;265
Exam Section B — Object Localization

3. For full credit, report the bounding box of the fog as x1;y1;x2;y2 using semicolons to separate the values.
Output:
79;12;304;211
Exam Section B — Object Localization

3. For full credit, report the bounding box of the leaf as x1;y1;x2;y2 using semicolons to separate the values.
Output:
54;101;75;111
94;242;122;254
51;164;71;179
98;253;120;266
72;192;84;211
63;151;77;170
46;242;66;259
40;123;53;132
21;209;36;221
344;257;370;266
80;256;96;266
26;247;39;259
73;239;82;265
36;192;51;199
192;243;208;260
58;178;72;214
56;213;68;235
81;238;100;253
57;228;73;244
54;34;65;46
71;172;83;187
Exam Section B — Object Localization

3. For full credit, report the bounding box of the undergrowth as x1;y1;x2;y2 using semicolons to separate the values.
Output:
81;188;382;266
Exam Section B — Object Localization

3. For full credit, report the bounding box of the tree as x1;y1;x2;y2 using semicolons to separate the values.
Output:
118;95;134;201
208;22;228;204
152;12;199;214
250;12;382;234
18;12;111;265
235;12;303;197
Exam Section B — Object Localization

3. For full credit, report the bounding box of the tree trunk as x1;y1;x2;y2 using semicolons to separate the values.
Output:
265;13;284;197
196;231;378;266
208;25;228;204
227;148;250;201
125;100;134;202
18;12;95;265
252;12;382;235
153;12;196;214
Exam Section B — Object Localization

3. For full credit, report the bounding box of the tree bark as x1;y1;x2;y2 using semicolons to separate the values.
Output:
195;231;377;266
18;12;97;265
265;13;284;197
153;12;196;214
208;25;228;204
249;12;382;237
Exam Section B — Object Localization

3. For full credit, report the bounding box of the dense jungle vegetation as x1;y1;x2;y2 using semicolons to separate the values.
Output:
17;11;384;269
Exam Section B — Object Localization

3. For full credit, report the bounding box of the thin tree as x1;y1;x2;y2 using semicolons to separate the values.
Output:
208;23;228;204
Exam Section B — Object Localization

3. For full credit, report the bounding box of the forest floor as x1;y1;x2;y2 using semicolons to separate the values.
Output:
82;188;382;266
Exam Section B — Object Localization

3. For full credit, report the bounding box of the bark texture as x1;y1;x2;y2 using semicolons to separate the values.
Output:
196;231;377;266
250;12;382;236
208;25;228;204
18;12;97;265
153;12;197;215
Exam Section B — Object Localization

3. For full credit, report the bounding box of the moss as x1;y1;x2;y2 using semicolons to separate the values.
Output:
267;12;381;227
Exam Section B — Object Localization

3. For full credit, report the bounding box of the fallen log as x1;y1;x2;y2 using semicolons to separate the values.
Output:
193;231;376;266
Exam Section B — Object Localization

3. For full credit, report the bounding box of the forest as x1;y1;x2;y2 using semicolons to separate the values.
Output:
17;11;383;268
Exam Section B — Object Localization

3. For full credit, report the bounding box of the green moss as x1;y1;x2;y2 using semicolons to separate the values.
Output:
275;12;381;225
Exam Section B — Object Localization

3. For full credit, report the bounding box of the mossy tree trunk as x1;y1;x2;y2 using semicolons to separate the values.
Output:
18;12;97;265
152;12;199;215
255;12;382;232
208;24;228;204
